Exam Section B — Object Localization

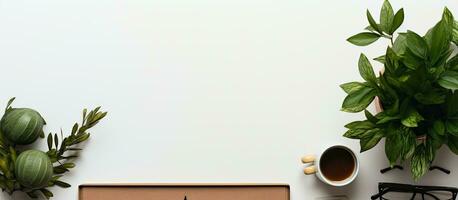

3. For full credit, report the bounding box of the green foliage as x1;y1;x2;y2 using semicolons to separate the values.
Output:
0;98;106;199
347;32;381;46
342;1;458;180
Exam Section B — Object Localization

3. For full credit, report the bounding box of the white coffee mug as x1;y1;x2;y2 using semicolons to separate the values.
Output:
301;145;359;187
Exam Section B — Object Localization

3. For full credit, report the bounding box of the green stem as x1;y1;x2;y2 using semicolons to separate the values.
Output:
381;34;394;46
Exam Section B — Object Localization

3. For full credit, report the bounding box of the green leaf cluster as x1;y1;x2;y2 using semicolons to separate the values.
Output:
0;98;107;199
343;0;458;180
347;0;404;46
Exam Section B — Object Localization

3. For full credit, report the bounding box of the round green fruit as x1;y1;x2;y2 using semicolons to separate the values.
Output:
15;150;53;189
1;108;46;145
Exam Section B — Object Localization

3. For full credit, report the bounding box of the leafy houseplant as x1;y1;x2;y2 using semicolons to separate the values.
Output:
342;0;458;180
0;98;106;199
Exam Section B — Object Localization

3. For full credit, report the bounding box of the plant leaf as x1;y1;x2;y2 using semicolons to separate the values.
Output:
82;108;88;124
392;33;407;54
442;7;455;27
373;55;386;64
54;180;71;188
453;20;458;45
47;133;53;151
358;54;377;83
340;82;366;94
365;25;376;32
383;47;399;74
344;129;368;139
433;120;445;136
401;130;416;160
347;32;380;46
425;139;436;163
376;114;401;125
344;120;375;129
405;30;428;58
385;132;402;166
5;97;15;112
63;163;75;169
413;90;447;105
344;120;378;140
360;130;384;152
446;92;458;117
402;48;424;70
40;188;53;199
429;126;446;150
401;108;424;127
448;135;458;154
390;8;404;34
380;0;394;34
71;123;79;135
411;145;429;180
54;133;59;150
438;71;458;90
75;133;91;143
378;73;398;108
341;85;377;113
365;110;378;123
429;19;451;64
53;166;70;174
446;119;458;136
367;10;382;34
447;54;458;71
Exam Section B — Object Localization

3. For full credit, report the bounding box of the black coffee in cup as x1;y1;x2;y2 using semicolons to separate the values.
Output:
319;147;356;181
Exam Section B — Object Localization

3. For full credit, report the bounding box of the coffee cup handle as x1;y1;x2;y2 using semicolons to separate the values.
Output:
304;166;317;175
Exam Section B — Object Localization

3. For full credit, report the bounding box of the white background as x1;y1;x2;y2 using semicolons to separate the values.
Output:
0;0;458;199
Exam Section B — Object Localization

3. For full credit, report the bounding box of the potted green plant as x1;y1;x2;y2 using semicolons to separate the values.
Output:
341;0;458;180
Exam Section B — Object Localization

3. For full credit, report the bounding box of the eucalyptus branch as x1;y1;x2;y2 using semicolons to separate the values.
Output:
46;107;107;169
39;107;107;198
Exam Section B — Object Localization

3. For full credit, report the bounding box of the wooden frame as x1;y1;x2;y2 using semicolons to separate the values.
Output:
79;183;290;200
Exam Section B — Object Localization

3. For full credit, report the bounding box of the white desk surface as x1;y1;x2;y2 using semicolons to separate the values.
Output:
1;1;458;199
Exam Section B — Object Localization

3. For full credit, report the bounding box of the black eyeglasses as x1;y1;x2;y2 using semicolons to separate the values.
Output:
380;165;451;175
371;182;458;200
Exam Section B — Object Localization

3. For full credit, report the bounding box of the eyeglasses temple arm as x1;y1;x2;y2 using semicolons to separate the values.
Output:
380;165;403;174
429;165;451;174
371;188;392;200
